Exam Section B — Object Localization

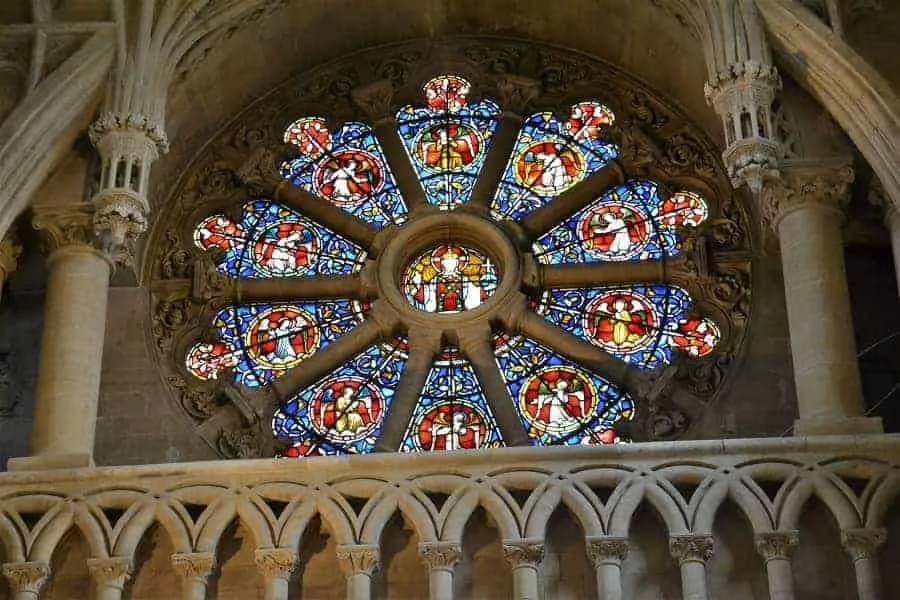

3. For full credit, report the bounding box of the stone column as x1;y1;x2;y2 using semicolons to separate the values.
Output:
503;540;544;600
881;204;900;298
586;537;629;600
761;163;882;436
336;544;380;600
842;528;886;600
1;562;50;600
755;531;799;600
419;542;461;600
254;548;298;600
87;557;132;600
669;535;713;600
0;232;22;303
172;552;216;600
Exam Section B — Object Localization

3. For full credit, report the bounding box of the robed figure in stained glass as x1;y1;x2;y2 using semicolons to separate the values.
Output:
405;245;496;313
430;409;484;451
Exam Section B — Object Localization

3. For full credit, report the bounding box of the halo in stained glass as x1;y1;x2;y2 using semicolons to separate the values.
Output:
396;75;500;210
194;200;366;278
533;180;710;264
491;101;619;221
402;244;499;313
281;118;407;228
273;338;408;457
401;348;503;452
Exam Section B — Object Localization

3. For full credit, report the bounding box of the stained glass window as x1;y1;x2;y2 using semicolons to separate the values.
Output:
185;74;724;458
491;101;619;222
397;75;500;210
401;348;503;452
533;180;709;264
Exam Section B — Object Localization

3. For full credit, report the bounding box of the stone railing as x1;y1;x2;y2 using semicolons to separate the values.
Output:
0;435;898;599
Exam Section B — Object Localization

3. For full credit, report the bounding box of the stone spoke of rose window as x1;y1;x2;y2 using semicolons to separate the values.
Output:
217;274;365;303
539;259;670;290
272;181;380;250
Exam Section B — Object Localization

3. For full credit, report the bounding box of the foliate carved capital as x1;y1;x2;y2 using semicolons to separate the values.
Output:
87;557;132;587
171;552;217;580
841;528;886;561
418;542;461;571
754;531;799;562
503;540;545;569
495;74;541;115
32;204;96;253
759;162;855;230
0;232;23;277
351;79;396;122
669;535;714;565
336;544;380;577
89;111;168;156
254;548;299;580
92;191;148;267
704;60;781;114
2;561;50;594
586;537;630;567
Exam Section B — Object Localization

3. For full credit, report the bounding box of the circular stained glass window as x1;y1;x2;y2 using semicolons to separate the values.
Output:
402;244;499;313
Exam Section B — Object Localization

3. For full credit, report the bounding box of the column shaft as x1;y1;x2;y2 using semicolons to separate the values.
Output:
597;562;623;600
887;209;900;298
264;576;289;600
511;565;540;600
679;561;709;600
180;577;208;600
427;568;454;600
347;572;373;600
765;558;795;600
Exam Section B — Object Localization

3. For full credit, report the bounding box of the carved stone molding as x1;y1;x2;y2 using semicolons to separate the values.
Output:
87;557;132;587
754;531;799;562
171;552;217;580
503;541;545;569
759;161;855;230
586;537;630;567
495;74;541;115
669;535;714;565
336;544;380;576
0;231;22;277
2;561;50;594
89;111;168;156
254;548;299;579
418;542;462;571
841;528;887;561
351;79;396;122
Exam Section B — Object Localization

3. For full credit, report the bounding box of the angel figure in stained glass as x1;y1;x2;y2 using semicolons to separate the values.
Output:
589;293;655;350
254;222;318;275
312;379;381;440
588;211;633;255
431;409;482;451
517;141;583;195
317;151;381;206
417;124;480;171
249;308;319;369
670;318;720;358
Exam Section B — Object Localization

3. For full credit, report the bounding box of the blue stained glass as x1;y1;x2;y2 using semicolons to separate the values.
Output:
491;105;619;222
194;200;366;279
535;285;719;369
494;335;634;445
400;347;504;452
533;181;710;265
396;75;500;210
186;300;366;388
273;338;408;457
280;121;408;228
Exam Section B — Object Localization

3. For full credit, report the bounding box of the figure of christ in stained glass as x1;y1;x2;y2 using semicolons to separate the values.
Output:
185;300;367;388
272;338;408;457
494;335;634;445
535;286;720;369
533;180;710;264
401;348;503;452
491;101;619;222
194;200;366;279
402;244;499;313
280;118;407;228
396;75;500;210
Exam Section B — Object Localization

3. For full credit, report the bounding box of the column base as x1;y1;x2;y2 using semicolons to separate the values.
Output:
794;416;883;437
7;453;94;471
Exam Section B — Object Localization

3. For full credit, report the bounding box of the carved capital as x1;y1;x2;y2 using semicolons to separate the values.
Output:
0;232;23;277
89;111;168;156
92;191;148;266
351;79;395;122
759;161;855;230
669;535;714;565
503;540;545;569
33;204;96;253
87;557;132;587
2;561;50;594
336;544;380;577
254;548;299;580
171;552;217;580
495;74;541;115
586;537;630;567
418;542;461;571
705;60;781;114
842;528;886;561
754;531;799;562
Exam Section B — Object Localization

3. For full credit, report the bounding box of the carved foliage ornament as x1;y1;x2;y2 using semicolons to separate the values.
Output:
254;548;299;579
586;537;630;566
759;162;855;230
669;535;714;564
419;542;462;570
754;531;799;562
336;545;380;576
503;541;545;568
2;562;50;593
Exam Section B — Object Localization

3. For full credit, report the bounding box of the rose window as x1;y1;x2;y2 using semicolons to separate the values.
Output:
185;74;719;457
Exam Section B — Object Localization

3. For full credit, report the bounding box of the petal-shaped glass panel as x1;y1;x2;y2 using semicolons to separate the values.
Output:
273;338;408;456
194;200;366;278
535;286;720;369
185;300;367;388
494;335;634;445
533;180;709;264
281;118;407;228
401;347;504;452
396;75;501;210
491;101;619;221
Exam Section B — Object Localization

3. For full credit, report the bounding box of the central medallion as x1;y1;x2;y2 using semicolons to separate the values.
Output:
402;243;498;313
